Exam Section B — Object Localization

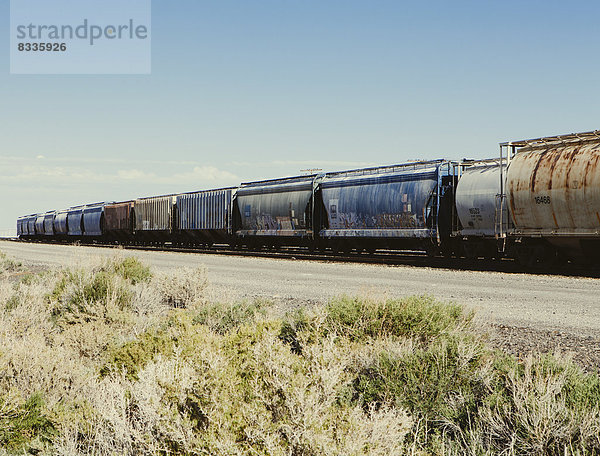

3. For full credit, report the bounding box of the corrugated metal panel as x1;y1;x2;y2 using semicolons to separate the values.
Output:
319;167;439;237
105;201;134;232
507;140;600;236
176;189;233;231
27;217;36;236
67;208;84;236
35;215;45;235
134;196;174;231
82;205;105;236
53;211;68;235
43;212;55;236
456;164;507;237
236;177;314;236
16;218;24;236
22;217;29;236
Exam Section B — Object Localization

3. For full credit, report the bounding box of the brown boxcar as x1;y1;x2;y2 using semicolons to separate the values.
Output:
104;201;135;240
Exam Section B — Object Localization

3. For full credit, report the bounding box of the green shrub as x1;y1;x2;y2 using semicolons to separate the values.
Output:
47;258;152;327
325;295;472;342
278;321;303;355
17;272;36;285
110;256;152;284
535;354;600;411
4;294;20;312
346;320;600;454
477;353;600;454
100;329;175;380
192;299;268;334
50;270;133;326
0;393;56;453
0;250;23;274
152;266;206;308
75;271;131;308
351;337;489;436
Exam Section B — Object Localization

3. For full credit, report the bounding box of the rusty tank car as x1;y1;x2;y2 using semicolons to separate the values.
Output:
502;131;600;263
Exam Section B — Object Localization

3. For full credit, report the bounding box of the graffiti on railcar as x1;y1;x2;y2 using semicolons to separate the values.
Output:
249;214;303;231
323;177;436;231
237;189;312;233
330;211;421;229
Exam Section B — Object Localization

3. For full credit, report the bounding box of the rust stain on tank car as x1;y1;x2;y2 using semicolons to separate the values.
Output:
547;148;564;190
584;152;600;187
507;175;521;225
530;152;543;192
564;146;582;189
530;148;560;193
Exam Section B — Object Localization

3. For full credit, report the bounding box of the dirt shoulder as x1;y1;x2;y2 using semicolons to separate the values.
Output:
483;323;600;373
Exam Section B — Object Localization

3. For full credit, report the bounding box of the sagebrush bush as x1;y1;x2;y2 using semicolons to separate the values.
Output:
111;256;152;285
0;392;55;453
477;353;600;454
100;329;175;380
152;266;207;308
0;250;23;275
325;294;473;342
320;297;600;455
192;299;267;334
0;251;599;455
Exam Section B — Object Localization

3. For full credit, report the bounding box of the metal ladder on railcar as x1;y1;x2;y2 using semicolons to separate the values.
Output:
495;143;516;253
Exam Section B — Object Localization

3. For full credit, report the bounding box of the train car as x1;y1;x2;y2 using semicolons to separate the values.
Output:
234;174;319;248
26;215;37;239
34;214;46;238
104;201;135;242
67;206;85;238
318;160;457;254
53;210;69;240
176;188;235;246
82;203;107;239
16;217;25;238
18;217;27;238
43;212;56;237
505;131;600;263
134;195;175;242
454;160;508;258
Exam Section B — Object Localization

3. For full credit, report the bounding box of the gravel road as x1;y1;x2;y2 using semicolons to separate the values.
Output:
2;240;599;370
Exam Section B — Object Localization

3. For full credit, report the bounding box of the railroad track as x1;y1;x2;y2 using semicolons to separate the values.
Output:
6;238;600;279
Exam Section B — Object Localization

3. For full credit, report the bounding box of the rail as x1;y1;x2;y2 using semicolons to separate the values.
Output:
5;238;600;277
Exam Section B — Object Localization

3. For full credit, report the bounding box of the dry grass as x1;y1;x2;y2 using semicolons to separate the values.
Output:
0;250;599;455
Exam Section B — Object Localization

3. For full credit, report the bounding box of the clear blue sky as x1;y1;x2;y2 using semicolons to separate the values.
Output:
2;0;600;234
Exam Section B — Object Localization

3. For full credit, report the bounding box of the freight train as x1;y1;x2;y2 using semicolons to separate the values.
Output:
16;130;600;266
